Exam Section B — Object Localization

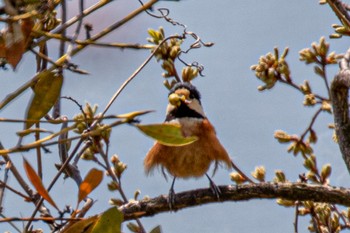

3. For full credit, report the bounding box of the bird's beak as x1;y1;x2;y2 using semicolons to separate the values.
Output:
168;93;187;107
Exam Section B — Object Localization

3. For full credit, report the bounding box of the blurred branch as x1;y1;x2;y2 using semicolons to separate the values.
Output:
120;182;350;220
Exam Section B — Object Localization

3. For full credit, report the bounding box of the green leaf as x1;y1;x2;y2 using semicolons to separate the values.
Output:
25;71;63;129
91;207;123;233
136;123;198;146
62;216;98;233
116;110;153;121
149;225;162;233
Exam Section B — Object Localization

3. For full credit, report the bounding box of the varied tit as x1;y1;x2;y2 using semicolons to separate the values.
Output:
144;82;232;208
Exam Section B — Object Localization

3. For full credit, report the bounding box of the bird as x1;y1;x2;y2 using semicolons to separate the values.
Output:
144;82;233;208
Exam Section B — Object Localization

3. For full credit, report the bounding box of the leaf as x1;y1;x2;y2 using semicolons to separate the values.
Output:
149;225;162;233
91;207;123;233
136;123;198;146
5;22;25;69
0;36;5;58
23;157;58;210
62;215;98;233
25;71;63;129
78;168;104;204
116;110;154;121
21;18;34;47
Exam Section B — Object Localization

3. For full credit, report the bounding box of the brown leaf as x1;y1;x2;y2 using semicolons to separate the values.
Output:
0;36;5;58
25;71;63;129
23;157;58;210
21;18;34;47
5;22;25;69
78;168;104;204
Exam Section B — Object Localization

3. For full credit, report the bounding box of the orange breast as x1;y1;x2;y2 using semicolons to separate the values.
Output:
144;118;232;178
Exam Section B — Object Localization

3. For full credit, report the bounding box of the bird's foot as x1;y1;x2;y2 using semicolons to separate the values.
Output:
206;174;221;200
209;180;221;200
168;187;176;210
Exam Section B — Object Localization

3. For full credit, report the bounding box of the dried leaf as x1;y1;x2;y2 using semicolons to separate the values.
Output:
6;41;24;69
5;22;25;69
0;36;5;58
136;123;198;146
25;71;63;129
78;168;104;204
23;157;58;210
21;18;34;47
90;207;123;233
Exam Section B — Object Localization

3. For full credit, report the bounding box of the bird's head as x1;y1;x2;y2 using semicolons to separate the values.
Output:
165;83;206;121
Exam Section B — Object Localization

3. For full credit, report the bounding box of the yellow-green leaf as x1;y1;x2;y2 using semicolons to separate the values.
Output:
23;157;58;210
150;225;162;233
91;207;123;233
78;168;104;204
136;123;198;146
62;215;98;233
116;110;154;121
25;71;63;129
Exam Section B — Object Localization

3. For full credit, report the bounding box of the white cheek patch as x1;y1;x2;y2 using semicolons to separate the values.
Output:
166;104;176;115
188;99;206;117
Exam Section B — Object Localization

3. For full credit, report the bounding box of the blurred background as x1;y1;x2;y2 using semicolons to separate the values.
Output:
1;1;349;232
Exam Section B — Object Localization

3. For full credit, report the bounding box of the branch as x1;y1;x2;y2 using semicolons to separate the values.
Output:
327;0;350;28
119;182;350;221
330;48;350;174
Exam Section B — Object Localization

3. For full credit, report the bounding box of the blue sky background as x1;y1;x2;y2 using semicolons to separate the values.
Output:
1;1;350;232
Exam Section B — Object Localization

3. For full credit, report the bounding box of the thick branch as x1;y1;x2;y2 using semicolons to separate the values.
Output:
119;182;350;221
327;0;350;27
331;69;350;173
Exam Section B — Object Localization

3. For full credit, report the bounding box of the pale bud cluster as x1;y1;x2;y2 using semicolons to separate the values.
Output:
250;48;290;91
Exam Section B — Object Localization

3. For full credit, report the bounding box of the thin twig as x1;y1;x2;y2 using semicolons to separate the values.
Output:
230;160;255;184
300;107;323;142
91;35;182;128
0;163;9;212
33;0;114;47
99;145;146;233
0;0;159;111
294;201;299;233
1;216;84;223
35;123;43;179
0;213;21;233
25;139;87;230
0;180;30;200
0;142;33;197
65;0;84;61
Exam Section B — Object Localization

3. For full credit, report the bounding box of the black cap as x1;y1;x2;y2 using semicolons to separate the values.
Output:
169;82;201;101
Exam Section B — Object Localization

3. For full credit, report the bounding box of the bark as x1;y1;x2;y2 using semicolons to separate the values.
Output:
331;67;350;174
119;182;350;221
